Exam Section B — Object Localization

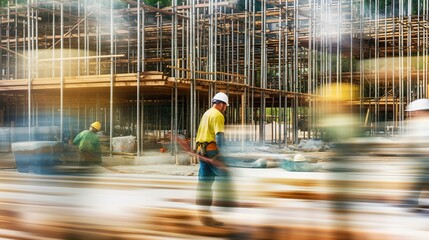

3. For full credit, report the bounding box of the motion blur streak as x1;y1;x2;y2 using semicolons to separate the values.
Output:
1;149;428;240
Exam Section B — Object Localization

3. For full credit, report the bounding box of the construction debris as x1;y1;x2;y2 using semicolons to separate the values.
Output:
281;154;324;172
290;139;327;152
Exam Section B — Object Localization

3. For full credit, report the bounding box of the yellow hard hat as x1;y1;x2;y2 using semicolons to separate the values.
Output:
317;83;359;101
91;121;101;131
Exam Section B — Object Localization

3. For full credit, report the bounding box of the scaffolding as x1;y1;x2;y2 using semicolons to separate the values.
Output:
0;0;428;154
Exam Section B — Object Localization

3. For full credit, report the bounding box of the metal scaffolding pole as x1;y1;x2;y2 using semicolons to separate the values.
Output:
260;0;267;145
419;1;429;98
26;1;32;138
109;0;114;155
136;0;141;156
60;2;65;141
406;0;412;104
359;0;364;127
383;0;388;131
284;0;289;144
251;0;256;143
171;0;178;157
278;2;283;147
3;0;429;150
292;0;299;144
399;0;405;133
189;0;196;151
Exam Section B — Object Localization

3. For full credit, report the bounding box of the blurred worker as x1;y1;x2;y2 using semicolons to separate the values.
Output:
316;83;362;142
401;99;429;210
195;92;235;227
72;121;102;166
316;83;362;239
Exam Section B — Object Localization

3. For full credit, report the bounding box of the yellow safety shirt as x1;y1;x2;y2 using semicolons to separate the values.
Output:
196;107;225;143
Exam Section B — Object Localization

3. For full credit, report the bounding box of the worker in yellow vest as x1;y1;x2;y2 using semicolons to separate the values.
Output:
195;92;236;227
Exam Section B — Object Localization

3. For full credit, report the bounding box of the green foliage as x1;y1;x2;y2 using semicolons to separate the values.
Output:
144;0;172;8
0;0;28;6
364;0;423;16
236;0;261;12
316;53;359;74
113;0;128;8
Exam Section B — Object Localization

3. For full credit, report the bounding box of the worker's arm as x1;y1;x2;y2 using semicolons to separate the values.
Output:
72;132;82;146
213;132;228;169
215;132;225;151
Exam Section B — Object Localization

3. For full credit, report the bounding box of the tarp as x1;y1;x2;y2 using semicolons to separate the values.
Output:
11;141;62;152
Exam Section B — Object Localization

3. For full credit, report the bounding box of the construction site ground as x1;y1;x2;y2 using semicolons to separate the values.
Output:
0;147;328;175
0;137;337;175
2;146;429;239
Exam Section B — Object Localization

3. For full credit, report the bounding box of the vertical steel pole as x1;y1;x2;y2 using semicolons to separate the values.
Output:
60;2;64;141
293;0;299;144
27;1;31;138
399;0;405;133
109;0;114;155
278;2;283;147
137;0;141;156
190;0;196;151
172;0;178;156
260;0;267;145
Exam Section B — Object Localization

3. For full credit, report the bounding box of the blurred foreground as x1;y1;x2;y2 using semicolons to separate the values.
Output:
1;138;429;239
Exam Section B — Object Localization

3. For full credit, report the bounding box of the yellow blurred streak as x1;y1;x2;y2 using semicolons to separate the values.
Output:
317;83;360;102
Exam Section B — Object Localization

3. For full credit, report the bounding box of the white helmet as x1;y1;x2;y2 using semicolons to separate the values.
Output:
293;153;306;162
212;92;229;106
406;99;429;112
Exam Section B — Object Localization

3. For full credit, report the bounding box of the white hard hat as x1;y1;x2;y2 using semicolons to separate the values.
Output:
293;154;306;162
406;99;429;112
212;92;229;106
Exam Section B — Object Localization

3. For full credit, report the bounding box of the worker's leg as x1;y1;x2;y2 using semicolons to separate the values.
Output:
197;151;224;226
401;160;429;209
78;151;90;166
407;169;429;207
208;158;236;208
197;159;215;208
79;151;101;166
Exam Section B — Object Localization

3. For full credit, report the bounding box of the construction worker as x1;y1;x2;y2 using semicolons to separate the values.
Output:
195;92;236;227
401;99;429;211
72;121;102;166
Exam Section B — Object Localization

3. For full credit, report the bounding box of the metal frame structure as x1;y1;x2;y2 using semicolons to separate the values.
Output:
0;0;428;154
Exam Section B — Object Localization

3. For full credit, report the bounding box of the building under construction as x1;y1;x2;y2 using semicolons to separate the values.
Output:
0;0;428;154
